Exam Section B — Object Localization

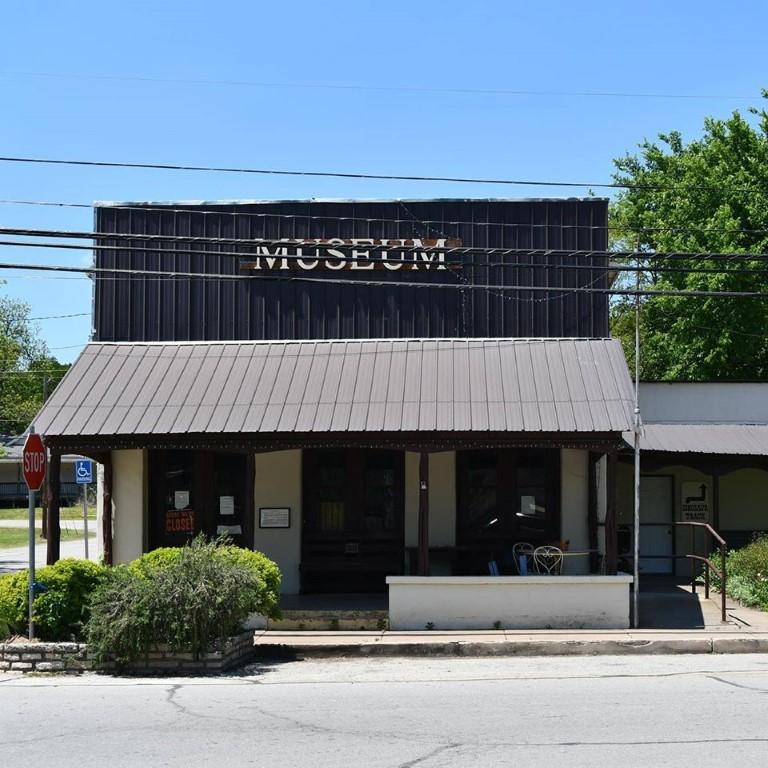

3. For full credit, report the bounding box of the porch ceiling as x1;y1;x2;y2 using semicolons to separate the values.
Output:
33;337;634;440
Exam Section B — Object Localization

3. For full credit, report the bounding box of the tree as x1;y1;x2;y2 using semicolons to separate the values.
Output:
0;296;69;435
610;94;768;380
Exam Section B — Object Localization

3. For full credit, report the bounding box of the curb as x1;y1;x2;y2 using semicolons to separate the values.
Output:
254;637;768;659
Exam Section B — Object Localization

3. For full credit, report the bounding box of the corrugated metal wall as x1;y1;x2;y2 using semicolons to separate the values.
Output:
93;198;609;342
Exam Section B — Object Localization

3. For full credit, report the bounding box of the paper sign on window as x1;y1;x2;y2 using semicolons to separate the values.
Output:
165;509;194;534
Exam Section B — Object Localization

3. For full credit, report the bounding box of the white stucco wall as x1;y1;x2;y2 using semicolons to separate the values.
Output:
111;449;145;565
404;451;456;552
253;450;302;595
560;449;590;574
387;575;632;630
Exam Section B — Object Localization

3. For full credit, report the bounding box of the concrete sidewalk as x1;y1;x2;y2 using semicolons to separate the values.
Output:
0;535;98;574
0;519;94;530
252;627;768;658
254;590;768;658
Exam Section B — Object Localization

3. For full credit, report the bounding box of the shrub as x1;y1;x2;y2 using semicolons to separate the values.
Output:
128;540;281;619
128;547;182;578
86;536;281;664
0;559;107;641
707;536;768;612
216;545;281;619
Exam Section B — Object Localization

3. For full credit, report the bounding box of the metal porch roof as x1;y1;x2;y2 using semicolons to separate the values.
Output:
33;338;634;437
625;424;768;456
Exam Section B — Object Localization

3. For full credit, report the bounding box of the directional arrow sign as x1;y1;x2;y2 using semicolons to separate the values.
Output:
22;432;47;491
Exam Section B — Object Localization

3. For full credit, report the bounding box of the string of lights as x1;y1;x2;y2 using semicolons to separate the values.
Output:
3;198;768;240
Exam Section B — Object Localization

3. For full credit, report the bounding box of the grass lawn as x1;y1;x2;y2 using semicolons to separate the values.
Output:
0;506;96;521
0;527;95;549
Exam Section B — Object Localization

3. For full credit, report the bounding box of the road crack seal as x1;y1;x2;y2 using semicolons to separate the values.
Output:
397;743;462;767
707;675;768;693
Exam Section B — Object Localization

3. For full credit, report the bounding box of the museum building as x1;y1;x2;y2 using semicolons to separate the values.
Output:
39;197;751;628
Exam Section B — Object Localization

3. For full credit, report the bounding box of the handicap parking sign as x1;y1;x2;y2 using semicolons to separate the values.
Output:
75;459;93;484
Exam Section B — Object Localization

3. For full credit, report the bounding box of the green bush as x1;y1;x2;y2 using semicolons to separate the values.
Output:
86;536;281;665
128;540;281;619
127;547;182;578
0;559;107;641
216;545;281;619
709;536;768;612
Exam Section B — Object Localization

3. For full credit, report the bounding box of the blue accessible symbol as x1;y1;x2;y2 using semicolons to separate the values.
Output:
75;459;93;484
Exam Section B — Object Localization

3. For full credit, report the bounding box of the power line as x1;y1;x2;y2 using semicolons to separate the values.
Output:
0;260;766;299
1;70;758;101
5;239;768;282
29;312;89;321
0;155;763;194
5;227;768;266
4;198;768;240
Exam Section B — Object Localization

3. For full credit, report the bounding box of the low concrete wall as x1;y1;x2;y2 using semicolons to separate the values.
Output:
386;575;633;630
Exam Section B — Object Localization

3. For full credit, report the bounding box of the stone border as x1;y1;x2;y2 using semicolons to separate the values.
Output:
0;631;255;675
0;642;90;673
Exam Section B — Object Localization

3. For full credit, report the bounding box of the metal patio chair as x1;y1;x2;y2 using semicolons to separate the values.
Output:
512;542;535;575
533;545;563;575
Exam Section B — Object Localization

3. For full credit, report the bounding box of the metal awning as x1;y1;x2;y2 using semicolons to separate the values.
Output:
624;423;768;456
34;338;634;438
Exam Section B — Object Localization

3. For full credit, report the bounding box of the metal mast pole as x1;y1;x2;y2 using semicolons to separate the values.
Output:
633;253;642;629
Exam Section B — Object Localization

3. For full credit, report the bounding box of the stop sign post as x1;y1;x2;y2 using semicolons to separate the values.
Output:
22;427;46;640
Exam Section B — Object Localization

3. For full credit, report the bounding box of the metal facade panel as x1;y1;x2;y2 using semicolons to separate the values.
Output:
34;337;635;437
94;199;609;343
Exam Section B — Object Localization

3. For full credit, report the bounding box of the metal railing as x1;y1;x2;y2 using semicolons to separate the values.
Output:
0;481;80;503
675;521;728;624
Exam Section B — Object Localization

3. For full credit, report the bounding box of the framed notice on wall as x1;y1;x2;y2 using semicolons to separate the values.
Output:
259;507;290;529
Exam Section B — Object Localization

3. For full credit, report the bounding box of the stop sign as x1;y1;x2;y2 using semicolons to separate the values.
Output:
22;432;47;491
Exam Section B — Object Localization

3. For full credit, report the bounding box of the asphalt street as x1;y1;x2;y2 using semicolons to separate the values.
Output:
2;654;768;767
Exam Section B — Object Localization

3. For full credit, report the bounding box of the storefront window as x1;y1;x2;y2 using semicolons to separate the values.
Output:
161;450;197;545
148;449;249;550
515;463;548;534
316;451;347;532
462;451;499;537
363;456;397;534
456;448;559;573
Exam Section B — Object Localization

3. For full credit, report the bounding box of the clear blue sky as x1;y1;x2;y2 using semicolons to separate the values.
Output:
1;0;766;362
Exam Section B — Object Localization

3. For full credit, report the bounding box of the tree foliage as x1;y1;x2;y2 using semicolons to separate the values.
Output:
610;95;768;380
0;296;68;435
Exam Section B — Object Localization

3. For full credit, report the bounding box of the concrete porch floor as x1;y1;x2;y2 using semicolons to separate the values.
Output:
638;576;768;631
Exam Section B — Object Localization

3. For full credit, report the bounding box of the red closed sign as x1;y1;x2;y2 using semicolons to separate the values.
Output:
22;432;47;491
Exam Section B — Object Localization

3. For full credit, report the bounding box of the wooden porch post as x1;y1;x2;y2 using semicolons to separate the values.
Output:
45;451;61;565
712;470;720;532
417;451;430;576
102;452;113;566
587;451;599;574
604;452;618;575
